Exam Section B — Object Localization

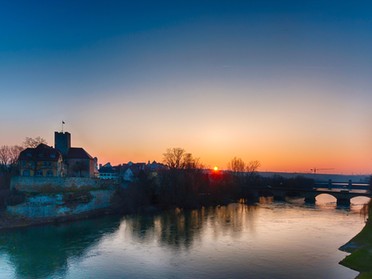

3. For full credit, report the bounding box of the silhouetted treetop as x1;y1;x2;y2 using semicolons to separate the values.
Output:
23;137;47;148
227;157;260;174
163;148;202;170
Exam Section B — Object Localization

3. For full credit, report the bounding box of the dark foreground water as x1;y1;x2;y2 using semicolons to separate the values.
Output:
0;195;369;279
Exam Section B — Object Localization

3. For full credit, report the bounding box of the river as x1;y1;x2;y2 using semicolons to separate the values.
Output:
0;195;369;279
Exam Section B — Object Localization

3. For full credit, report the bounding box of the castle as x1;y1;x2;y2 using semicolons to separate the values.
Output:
18;131;97;178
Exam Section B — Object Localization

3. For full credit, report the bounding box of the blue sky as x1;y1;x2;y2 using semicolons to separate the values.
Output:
1;0;372;173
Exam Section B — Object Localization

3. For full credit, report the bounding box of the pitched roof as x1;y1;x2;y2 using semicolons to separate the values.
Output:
98;162;119;174
121;165;144;176
66;147;93;160
18;143;62;161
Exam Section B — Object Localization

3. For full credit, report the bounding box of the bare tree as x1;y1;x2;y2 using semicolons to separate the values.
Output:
0;145;23;166
228;157;260;175
183;153;203;170
23;136;47;148
0;146;10;166
246;160;261;175
227;157;246;173
10;145;24;165
163;148;185;169
0;145;23;172
161;148;205;208
163;148;202;170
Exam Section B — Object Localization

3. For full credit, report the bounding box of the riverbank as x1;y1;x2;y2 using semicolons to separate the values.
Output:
0;208;114;231
0;200;361;279
339;201;372;279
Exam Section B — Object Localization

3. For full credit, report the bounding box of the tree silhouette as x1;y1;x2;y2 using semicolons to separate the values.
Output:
163;148;202;170
23;137;47;148
0;145;23;172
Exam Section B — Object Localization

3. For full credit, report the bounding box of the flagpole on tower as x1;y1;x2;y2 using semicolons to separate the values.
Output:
62;121;65;133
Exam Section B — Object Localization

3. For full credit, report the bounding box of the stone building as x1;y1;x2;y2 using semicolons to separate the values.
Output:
18;143;64;177
18;131;97;178
54;131;97;178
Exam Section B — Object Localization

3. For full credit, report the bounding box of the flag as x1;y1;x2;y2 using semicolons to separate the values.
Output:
62;121;65;124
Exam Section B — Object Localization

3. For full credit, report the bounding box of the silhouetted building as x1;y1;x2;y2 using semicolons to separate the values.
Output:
98;163;119;180
54;131;96;177
18;131;97;178
18;144;63;177
54;131;71;156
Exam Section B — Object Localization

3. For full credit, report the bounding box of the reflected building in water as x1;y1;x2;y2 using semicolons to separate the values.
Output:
0;217;121;278
0;198;368;279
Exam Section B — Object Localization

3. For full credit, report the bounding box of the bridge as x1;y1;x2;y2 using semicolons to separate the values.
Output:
303;188;370;205
251;180;371;206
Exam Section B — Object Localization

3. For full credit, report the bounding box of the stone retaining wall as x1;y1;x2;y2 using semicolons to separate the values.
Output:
10;176;102;192
6;189;114;218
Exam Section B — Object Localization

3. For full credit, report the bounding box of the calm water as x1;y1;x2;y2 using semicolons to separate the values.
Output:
0;195;369;279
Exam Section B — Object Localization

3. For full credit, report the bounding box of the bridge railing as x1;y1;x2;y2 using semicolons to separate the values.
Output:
314;180;369;190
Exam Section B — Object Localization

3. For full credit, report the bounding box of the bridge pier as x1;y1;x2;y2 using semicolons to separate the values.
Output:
270;189;286;202
246;190;260;203
337;199;350;206
334;190;352;206
303;192;316;204
348;180;352;190
304;196;316;204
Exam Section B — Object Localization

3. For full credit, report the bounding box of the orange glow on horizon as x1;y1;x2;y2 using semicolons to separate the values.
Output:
93;146;372;175
75;127;372;176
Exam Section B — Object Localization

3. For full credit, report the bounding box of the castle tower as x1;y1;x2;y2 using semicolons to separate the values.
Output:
54;131;71;156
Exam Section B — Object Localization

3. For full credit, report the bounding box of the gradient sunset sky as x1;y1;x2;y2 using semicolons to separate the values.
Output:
1;1;372;174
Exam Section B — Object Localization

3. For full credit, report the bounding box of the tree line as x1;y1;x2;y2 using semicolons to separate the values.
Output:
2;140;371;212
112;147;317;213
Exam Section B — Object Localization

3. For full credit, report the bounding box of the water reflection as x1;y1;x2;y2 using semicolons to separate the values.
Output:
314;194;370;214
258;196;274;204
0;216;121;279
0;195;368;279
121;203;259;250
316;193;337;210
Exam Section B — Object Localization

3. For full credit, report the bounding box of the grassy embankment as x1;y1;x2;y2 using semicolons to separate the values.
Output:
340;200;372;279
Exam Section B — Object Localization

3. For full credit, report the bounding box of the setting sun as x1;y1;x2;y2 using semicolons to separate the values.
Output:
213;166;219;171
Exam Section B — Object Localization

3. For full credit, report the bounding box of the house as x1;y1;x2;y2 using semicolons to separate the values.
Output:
18;144;63;177
18;131;97;178
98;163;119;180
119;161;167;182
119;162;146;182
146;160;167;172
121;166;135;182
97;160;167;183
98;162;143;182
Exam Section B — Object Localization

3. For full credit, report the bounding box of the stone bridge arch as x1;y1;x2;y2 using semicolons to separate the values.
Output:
309;192;369;206
303;192;338;204
252;187;371;207
315;192;338;200
350;195;371;204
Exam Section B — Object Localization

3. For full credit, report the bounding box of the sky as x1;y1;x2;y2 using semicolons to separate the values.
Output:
1;0;372;174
